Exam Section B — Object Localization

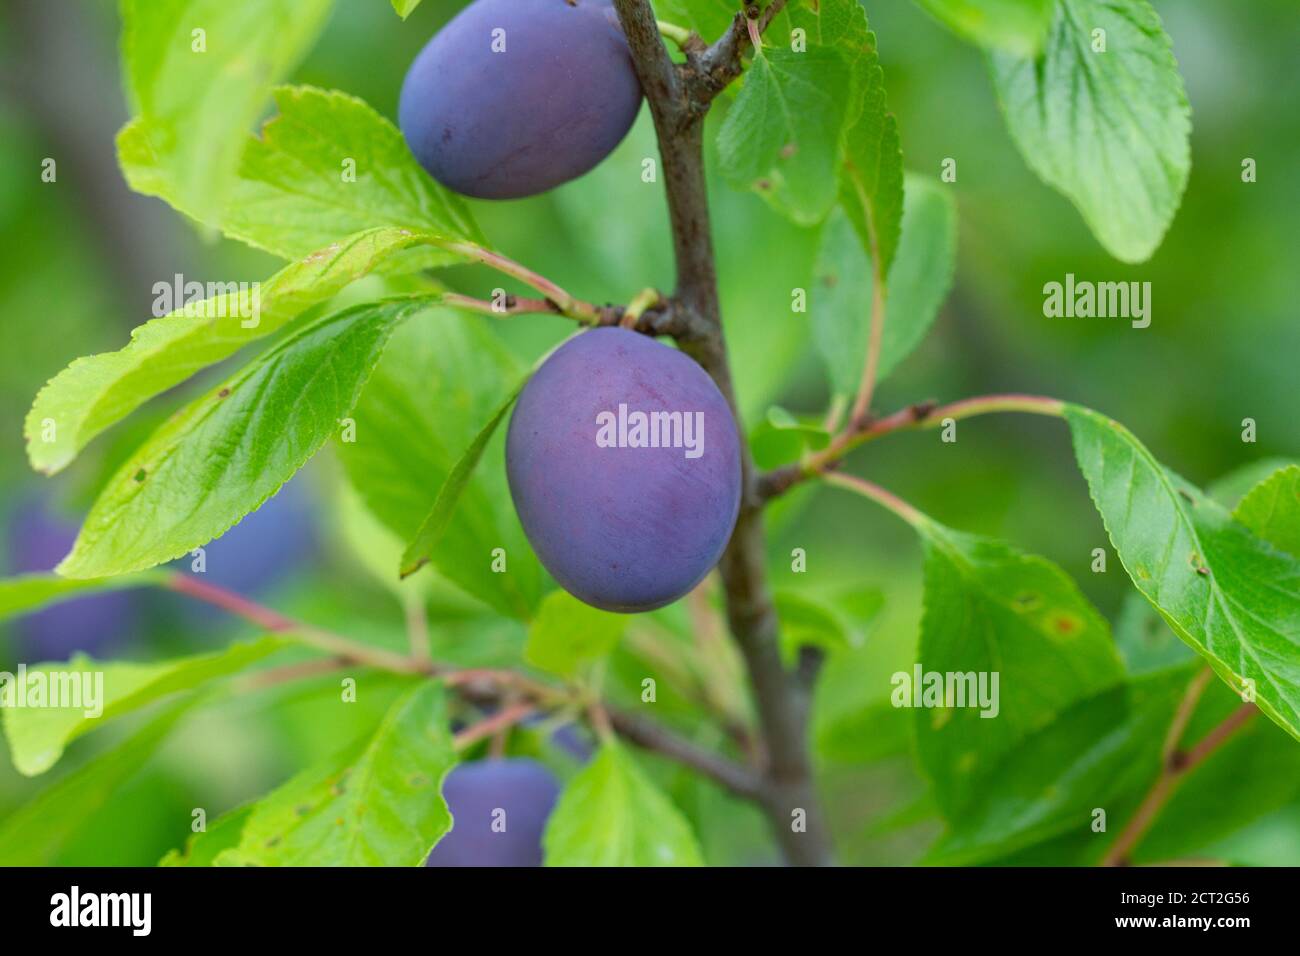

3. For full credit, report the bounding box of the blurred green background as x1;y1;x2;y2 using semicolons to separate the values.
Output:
0;0;1295;865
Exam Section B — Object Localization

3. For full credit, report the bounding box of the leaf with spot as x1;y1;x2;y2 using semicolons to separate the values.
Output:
161;805;254;866
543;741;704;866
717;46;854;225
215;681;455;866
989;0;1191;262
58;297;434;578
26;227;447;475
912;518;1125;816
1066;405;1300;741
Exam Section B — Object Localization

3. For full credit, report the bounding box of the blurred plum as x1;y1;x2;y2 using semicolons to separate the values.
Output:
426;758;560;867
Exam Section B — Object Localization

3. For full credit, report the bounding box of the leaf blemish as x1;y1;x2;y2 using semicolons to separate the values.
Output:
1012;591;1042;611
133;468;147;482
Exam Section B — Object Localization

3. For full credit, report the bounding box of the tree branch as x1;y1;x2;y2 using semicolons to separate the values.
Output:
1101;684;1258;867
696;1;791;101
759;393;1067;503
613;0;834;865
169;573;761;807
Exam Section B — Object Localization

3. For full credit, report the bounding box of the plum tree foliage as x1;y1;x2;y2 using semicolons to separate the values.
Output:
1;0;1296;871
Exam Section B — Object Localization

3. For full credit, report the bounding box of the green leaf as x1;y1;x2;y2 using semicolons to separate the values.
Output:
749;406;830;470
390;0;423;18
1207;458;1300;508
717;47;854;225
773;586;882;662
834;10;905;279
927;667;1190;864
913;0;1055;56
401;378;527;577
120;0;334;227
120;85;483;262
160;804;254;866
26;227;444;475
338;311;545;618
58;297;434;578
216;681;455;865
0;700;193;866
525;591;628;678
1066;404;1300;741
543;741;704;866
0;572;165;624
1234;465;1300;558
1115;459;1300;675
650;0;735;43
2;638;283;777
912;519;1125;816
1114;590;1193;675
813;174;957;396
990;0;1191;262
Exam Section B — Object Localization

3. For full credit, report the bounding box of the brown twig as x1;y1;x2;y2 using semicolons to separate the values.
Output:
694;1;791;101
169;574;762;801
166;573;429;675
453;701;535;751
1101;686;1258;867
758;394;1067;502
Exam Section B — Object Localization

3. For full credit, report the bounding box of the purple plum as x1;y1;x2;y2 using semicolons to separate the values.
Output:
399;0;643;199
426;758;560;867
506;328;742;612
6;497;138;662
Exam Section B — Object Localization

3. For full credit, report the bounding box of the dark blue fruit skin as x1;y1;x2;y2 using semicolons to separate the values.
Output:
426;759;560;867
6;497;138;663
181;480;317;597
506;328;742;613
399;0;643;199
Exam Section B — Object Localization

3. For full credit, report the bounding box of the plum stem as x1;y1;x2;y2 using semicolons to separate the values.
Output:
166;572;430;675
655;19;694;49
619;287;663;329
758;393;1068;502
441;241;602;323
821;472;927;530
